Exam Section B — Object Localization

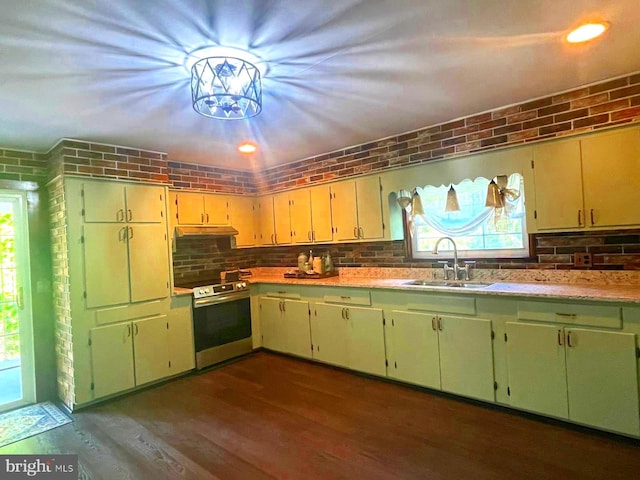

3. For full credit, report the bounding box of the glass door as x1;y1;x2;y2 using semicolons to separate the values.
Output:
0;192;34;412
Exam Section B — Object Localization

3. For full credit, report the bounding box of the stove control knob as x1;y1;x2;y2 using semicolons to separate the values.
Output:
240;282;247;289
198;289;204;295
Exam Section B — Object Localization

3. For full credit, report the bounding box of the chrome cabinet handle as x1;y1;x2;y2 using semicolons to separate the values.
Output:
312;231;316;242
119;226;127;241
271;234;275;244
556;312;576;318
282;301;286;313
590;209;595;225
117;209;124;222
308;231;312;241
134;324;139;335
557;329;563;346
359;226;364;238
437;317;443;331
206;213;209;223
354;226;358;238
126;325;131;337
128;226;134;240
127;209;132;222
431;317;437;331
578;210;582;226
345;308;350;320
341;308;346;319
201;213;204;223
567;331;573;348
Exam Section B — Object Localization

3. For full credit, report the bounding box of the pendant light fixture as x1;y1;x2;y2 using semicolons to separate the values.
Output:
411;189;425;216
396;189;412;210
444;185;460;212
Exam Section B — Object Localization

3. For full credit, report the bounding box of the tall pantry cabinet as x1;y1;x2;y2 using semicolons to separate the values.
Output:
56;177;193;410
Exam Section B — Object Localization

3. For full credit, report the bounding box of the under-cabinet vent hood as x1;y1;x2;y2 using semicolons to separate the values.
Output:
175;225;239;237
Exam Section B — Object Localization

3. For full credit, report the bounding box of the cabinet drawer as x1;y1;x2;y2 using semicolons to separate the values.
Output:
517;301;621;329
265;291;302;300
407;295;476;315
323;292;371;306
95;300;167;325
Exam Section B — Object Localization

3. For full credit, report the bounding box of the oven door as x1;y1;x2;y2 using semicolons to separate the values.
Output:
192;295;252;368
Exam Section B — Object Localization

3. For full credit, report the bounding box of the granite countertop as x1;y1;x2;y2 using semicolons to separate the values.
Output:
247;274;640;304
173;287;193;296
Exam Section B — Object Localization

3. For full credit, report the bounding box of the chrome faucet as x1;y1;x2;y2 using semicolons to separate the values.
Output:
432;237;459;280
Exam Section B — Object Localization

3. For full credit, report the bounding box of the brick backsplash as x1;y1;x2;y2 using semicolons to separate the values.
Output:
254;73;640;193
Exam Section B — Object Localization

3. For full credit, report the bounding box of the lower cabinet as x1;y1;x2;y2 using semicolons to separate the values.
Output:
260;297;312;358
385;311;495;401
506;322;640;437
90;301;195;400
311;303;386;376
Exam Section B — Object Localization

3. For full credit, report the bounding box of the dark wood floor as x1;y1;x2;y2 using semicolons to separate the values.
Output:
1;352;638;479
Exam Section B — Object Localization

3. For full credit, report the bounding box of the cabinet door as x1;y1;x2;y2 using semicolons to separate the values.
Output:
82;181;125;223
228;196;257;247
289;189;313;244
175;192;205;225
581;128;640;227
331;181;358;241
83;224;130;308
355;176;384;239
311;303;349;367
438;315;494;401
532;140;584;230
506;322;568;419
168;296;195;375
283;299;312;359
125;184;165;223
257;196;275;245
273;192;292;244
346;306;386;376
204;194;230;225
565;328;640;436
127;224;170;303
133;315;170;386
387;311;441;389
90;323;135;398
310;184;333;242
259;297;286;352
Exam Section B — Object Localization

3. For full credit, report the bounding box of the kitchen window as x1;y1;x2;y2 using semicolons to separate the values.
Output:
407;174;529;259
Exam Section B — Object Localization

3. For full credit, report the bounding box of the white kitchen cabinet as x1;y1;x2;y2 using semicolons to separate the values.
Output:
331;176;384;241
438;315;495;402
82;181;165;224
90;323;135;399
259;297;312;358
167;295;196;376
506;322;640;436
228;195;257;247
311;302;385;375
385;310;441;389
532;126;640;231
133;315;170;386
83;223;170;309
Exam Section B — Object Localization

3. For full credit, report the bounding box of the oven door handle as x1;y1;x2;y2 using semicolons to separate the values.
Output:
193;293;250;308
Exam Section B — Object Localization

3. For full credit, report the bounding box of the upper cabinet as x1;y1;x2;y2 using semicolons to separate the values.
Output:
83;182;165;223
173;192;230;225
289;185;333;244
331;176;384;241
532;127;640;232
228;196;257;247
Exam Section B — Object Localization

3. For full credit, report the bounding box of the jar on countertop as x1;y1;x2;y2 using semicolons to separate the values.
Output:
297;252;308;271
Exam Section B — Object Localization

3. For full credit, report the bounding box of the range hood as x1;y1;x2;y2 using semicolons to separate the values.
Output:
175;225;239;237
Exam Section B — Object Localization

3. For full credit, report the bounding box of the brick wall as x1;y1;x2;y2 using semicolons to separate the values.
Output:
48;176;74;408
0;148;48;182
168;161;256;194
254;73;640;192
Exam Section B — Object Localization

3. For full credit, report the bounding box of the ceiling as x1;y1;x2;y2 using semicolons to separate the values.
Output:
1;1;639;171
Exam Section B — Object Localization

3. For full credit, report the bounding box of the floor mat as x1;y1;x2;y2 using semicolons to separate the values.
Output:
0;401;72;448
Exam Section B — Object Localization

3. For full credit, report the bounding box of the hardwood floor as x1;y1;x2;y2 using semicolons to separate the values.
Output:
1;351;638;479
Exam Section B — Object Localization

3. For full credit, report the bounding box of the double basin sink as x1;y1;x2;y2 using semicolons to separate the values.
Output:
403;279;493;289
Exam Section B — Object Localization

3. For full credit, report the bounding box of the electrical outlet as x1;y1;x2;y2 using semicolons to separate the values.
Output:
574;252;592;267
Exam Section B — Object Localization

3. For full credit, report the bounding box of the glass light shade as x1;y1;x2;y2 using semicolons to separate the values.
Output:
444;185;460;212
411;190;425;216
191;56;262;119
567;22;608;43
396;189;412;210
485;180;504;208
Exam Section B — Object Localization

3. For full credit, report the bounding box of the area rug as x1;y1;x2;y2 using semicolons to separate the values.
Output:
0;401;72;447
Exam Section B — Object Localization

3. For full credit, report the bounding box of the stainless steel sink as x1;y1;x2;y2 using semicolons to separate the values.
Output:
404;280;493;289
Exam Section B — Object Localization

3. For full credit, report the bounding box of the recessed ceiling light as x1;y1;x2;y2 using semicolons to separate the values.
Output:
566;22;609;43
238;142;258;154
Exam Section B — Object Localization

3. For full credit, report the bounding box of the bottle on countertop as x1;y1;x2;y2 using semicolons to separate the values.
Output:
309;249;314;268
313;255;324;274
297;252;308;271
324;252;334;273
